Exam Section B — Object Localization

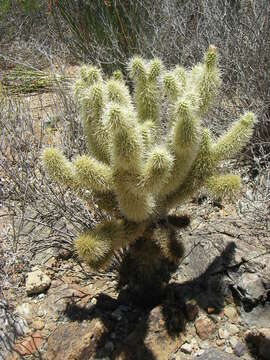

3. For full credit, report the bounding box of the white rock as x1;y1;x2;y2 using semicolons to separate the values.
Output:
26;270;51;295
225;346;233;354
227;323;239;336
229;336;239;348
15;303;35;321
219;328;230;339
181;342;193;354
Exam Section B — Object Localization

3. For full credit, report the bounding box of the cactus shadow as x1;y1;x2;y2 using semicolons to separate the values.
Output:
64;242;236;359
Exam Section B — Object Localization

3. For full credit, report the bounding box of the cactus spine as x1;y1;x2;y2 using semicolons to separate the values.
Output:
42;46;255;273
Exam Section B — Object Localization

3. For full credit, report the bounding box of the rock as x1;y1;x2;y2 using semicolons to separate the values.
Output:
229;337;239;348
31;320;45;330
195;317;215;340
57;248;72;260
0;301;29;358
200;341;211;350
194;348;239;359
219;328;230;339
225;347;233;354
115;306;182;360
185;300;199;321
227;324;239;336
238;273;265;300
233;341;246;357
15;302;37;323
38;282;89;321
46;319;106;360
224;305;238;323
181;342;193;354
240;303;270;328
216;339;226;346
26;270;51;295
13;332;43;356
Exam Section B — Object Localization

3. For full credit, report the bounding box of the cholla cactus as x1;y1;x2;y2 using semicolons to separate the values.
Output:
42;46;255;274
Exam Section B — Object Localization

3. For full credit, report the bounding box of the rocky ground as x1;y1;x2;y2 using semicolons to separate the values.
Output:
1;199;270;360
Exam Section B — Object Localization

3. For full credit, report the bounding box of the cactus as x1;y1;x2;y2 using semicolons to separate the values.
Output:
42;46;255;297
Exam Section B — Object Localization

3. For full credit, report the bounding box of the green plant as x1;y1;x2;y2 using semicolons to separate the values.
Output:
50;0;147;72
0;66;70;96
0;0;41;15
42;46;255;301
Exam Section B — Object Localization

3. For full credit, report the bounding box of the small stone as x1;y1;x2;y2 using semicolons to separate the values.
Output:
194;349;204;357
233;341;246;357
216;339;226;346
26;270;51;295
185;300;199;321
181;342;193;354
219;328;230;339
45;257;57;268
227;324;239;336
229;337;239;348
91;297;97;305
207;307;216;314
225;347;234;354
224;305;238;322
196;348;239;359
238;273;265;300
31;320;44;330
195;317;215;340
15;303;37;322
13;332;43;356
200;341;210;349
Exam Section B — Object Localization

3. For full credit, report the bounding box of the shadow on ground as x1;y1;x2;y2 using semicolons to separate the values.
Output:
64;241;237;359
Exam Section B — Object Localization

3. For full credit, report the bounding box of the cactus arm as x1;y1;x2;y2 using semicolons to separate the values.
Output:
166;129;214;209
105;78;132;107
188;45;221;115
105;103;154;221
128;56;162;124
80;82;110;163
75;219;147;270
42;148;76;188
211;112;256;162
74;65;102;100
74;155;112;192
140;120;157;150
161;99;201;196
140;146;174;193
205;174;241;199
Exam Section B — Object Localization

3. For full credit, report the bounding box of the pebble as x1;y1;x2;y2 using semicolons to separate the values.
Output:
216;339;226;346
219;328;230;339
31;320;45;330
225;346;234;354
195;317;215;340
181;342;193;354
224;305;238;322
25;270;51;295
233;341;246;357
227;324;239;336
229;337;239;348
